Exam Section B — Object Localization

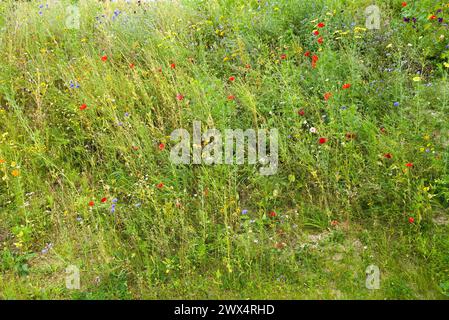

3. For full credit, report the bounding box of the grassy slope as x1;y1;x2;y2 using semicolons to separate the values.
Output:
0;0;449;299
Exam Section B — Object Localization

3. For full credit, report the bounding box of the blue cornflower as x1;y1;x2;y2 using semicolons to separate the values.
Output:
394;102;400;107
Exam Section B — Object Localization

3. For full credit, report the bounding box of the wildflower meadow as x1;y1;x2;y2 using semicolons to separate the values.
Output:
0;0;449;300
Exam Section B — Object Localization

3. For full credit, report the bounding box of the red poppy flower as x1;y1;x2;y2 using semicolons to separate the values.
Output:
101;197;107;203
79;104;87;111
405;163;414;167
317;22;325;28
429;15;437;20
317;37;324;44
401;2;407;7
380;127;387;133
313;30;320;36
319;137;328;144
342;83;351;89
156;183;164;189
245;64;251;69
324;92;332;101
408;217;415;224
129;63;135;69
304;51;311;57
170;63;176;69
158;143;165;151
280;54;287;60
176;94;184;101
331;220;339;226
383;153;393;159
269;211;277;217
101;55;107;62
88;201;94;207
227;95;235;101
228;76;235;82
298;109;305;116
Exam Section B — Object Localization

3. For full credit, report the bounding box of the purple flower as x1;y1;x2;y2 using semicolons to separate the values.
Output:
394;102;400;107
41;243;53;254
242;209;248;215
